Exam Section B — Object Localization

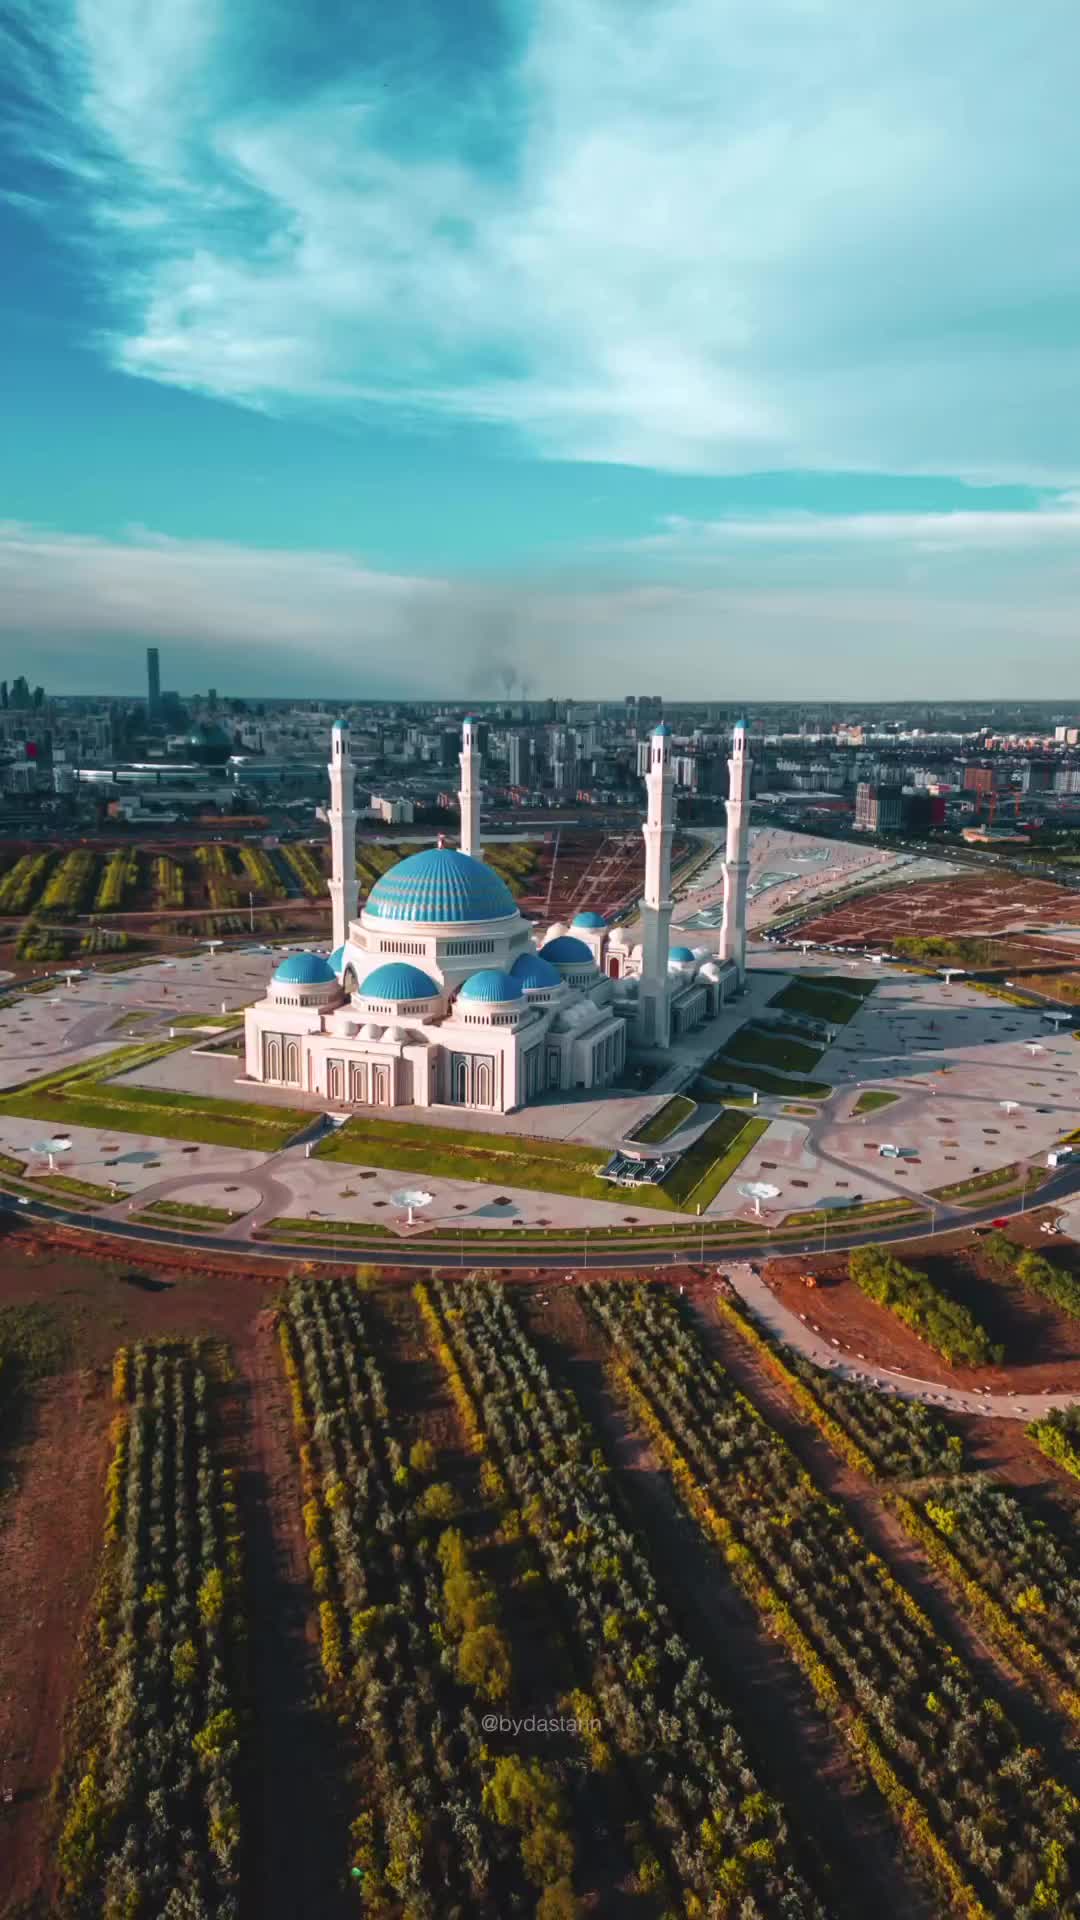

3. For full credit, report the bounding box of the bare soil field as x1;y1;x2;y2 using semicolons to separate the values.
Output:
515;828;692;924
765;1243;1080;1393
794;869;1080;947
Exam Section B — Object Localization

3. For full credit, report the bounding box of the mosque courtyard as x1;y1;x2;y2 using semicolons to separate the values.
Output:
0;940;1075;1245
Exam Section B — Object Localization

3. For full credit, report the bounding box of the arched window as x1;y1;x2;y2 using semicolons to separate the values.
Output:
264;1035;282;1080
284;1039;301;1084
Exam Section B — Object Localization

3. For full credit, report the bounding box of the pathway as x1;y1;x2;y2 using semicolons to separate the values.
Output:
724;1262;1079;1420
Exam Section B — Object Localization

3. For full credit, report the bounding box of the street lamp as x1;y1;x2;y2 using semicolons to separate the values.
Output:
248;891;255;934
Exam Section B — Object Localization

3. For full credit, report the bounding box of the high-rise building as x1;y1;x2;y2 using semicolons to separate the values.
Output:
146;646;161;720
855;782;903;831
508;732;534;788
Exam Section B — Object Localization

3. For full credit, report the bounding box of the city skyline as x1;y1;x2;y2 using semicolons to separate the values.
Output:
3;1;1080;694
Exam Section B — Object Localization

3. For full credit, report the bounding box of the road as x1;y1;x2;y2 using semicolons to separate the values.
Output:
6;1150;1080;1272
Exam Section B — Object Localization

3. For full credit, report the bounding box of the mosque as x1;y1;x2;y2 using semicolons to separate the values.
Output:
243;715;752;1114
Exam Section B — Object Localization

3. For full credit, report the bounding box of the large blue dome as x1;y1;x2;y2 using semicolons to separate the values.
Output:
511;951;561;989
364;847;516;925
458;968;524;1003
274;951;336;985
539;935;593;964
359;962;440;1002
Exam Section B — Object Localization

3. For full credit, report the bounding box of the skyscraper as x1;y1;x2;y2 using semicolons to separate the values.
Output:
508;732;534;789
146;646;161;720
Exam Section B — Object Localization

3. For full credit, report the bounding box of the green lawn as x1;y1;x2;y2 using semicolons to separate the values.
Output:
853;1089;901;1114
722;1024;826;1075
781;1198;925;1228
700;1064;831;1100
0;1040;311;1153
166;1012;246;1030
630;1093;696;1145
139;1197;245;1224
773;978;875;1025
314;1108;767;1213
664;1112;770;1210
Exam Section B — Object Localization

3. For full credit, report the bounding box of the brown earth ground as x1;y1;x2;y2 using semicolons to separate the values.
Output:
764;1223;1080;1397
4;1216;1080;1915
793;869;1080;947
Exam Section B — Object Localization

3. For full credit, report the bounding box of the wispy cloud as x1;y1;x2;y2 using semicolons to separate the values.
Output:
622;495;1080;555
5;0;1080;482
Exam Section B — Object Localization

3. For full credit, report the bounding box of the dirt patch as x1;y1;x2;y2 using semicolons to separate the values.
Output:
765;1246;1080;1391
792;870;1080;948
0;1370;111;1911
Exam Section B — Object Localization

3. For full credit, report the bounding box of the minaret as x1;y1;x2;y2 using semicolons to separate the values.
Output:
638;722;674;1048
327;719;357;952
720;717;752;986
459;715;482;859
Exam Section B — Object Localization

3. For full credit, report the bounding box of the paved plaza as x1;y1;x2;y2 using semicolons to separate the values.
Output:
0;939;1076;1240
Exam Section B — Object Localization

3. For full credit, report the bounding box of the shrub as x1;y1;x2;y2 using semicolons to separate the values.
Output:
849;1246;1002;1367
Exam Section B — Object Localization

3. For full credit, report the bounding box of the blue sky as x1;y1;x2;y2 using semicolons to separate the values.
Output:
2;0;1080;699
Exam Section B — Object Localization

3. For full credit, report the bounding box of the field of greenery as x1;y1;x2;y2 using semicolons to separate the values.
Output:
278;1274;587;1916
588;1280;1080;1917
418;1273;829;1917
850;1245;1003;1368
57;1340;245;1917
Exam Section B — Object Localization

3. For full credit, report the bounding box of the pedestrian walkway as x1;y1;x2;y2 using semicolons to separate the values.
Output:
725;1262;1079;1422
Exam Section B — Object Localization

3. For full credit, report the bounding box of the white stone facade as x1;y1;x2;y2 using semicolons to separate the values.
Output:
243;717;749;1115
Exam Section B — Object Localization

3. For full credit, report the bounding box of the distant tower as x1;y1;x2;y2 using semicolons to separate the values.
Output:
146;646;161;721
638;722;674;1048
327;719;357;952
720;718;752;985
459;716;483;859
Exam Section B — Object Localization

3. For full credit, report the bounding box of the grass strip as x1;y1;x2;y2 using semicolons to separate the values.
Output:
628;1093;696;1144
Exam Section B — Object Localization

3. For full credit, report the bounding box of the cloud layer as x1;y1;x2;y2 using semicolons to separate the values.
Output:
4;521;1080;701
6;0;1080;481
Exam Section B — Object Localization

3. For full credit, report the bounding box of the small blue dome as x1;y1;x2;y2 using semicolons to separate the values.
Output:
365;847;516;925
328;945;346;974
670;945;695;963
539;935;594;964
572;910;607;929
359;962;440;1001
458;968;524;1003
652;721;671;737
511;951;561;989
274;951;336;986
